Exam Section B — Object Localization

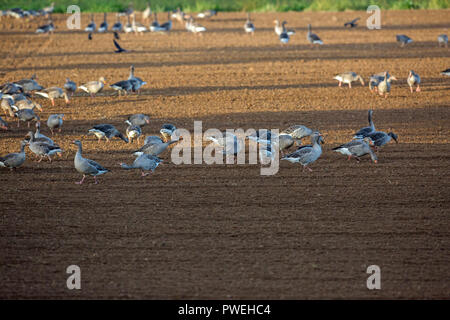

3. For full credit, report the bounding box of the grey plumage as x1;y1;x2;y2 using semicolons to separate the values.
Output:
121;154;162;177
0;140;27;170
73;140;109;184
307;24;323;45
354;110;375;139
110;80;133;96
366;131;398;148
47;114;64;134
333;138;377;163
128;114;150;127
133;139;178;157
281;132;323;171
125;120;142;143
88;124;129;143
396;34;412;47
27;131;62;162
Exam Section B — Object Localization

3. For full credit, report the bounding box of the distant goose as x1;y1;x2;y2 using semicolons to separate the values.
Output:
36;20;54;34
35;87;69;106
85;14;96;32
0;140;27;170
369;72;397;92
206;132;242;155
110;80;133;96
47;114;64;135
438;34;448;47
121;154;162;177
149;12;160;32
124;14;133;33
73;140;109;184
159;12;172;32
281;132;323;172
128;65;146;93
13;105;41;127
307;24;323;45
125;120;142;143
333;138;377;163
14;74;43;92
142;3;151;22
377;71;395;98
132;13;148;34
197;10;217;19
160;124;177;141
274;20;283;36
98;13;108;32
333;72;365;88
279;21;290;44
244;13;255;34
113;39;128;53
88;124;129;143
0;116;8;130
366;131;398;149
64;78;77;97
281;124;314;142
34;122;55;145
186;18;206;34
246;129;273;145
27;131;62;162
396;34;412;47
354;110;376;139
112;14;123;32
344;17;360;28
144;135;164;144
78;77;106;97
441;68;450;76
407;70;421;93
128;114;150;127
15;98;42;111
133;139;179;157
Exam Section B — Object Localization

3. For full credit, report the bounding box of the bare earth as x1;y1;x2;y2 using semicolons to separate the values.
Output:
0;10;449;299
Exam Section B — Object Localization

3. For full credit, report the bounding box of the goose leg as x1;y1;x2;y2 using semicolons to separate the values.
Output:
348;82;352;89
141;171;150;177
416;85;421;92
47;155;52;162
410;86;413;93
51;98;55;107
75;175;86;184
338;81;342;87
94;176;99;184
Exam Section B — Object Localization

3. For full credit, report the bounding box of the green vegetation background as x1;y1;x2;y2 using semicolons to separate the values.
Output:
1;0;448;12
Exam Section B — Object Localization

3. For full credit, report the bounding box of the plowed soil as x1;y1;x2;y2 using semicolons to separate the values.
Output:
0;10;449;299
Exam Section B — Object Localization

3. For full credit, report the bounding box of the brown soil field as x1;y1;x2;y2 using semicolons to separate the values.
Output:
0;10;449;299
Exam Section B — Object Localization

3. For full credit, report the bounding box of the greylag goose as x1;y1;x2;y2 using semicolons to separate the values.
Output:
15;98;42;111
244;13;255;34
1;94;15;117
281;125;314;142
14;75;43;92
246;129;273;145
366;131;398;149
333;137;377;163
160;124;177;141
0;82;23;94
186;18;206;34
354;110;376;139
159;12;172;32
369;72;397;92
197;10;217;19
35;87;69;106
333;72;365;88
85;14;96;32
34;122;55;145
27;131;62;162
344;17;360;28
73;140;109;184
396;34;412;47
128;65;147;93
36;20;54;34
47;114;64;135
112;14;123;32
377;71;395;98
133;138;180;157
88;124;129;143
281;132;323;172
279;21;290;44
13;105;41;127
64;78;77;97
0;116;8;130
0;140;27;170
441;68;450;76
113;39;128;53
128;114;150;127
98;13;108;32
274;20;283;36
125;120;142;143
121;154;162;177
149;12;161;32
144;135;163;144
438;34;448;47
307;24;323;45
110;80;133;96
407;70;421;93
206;132;242;155
124;14;133;33
277;134;299;156
132;13;148;34
78;77;106;97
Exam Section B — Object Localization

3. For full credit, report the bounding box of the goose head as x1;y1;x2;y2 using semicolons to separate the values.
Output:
388;132;398;143
99;77;106;84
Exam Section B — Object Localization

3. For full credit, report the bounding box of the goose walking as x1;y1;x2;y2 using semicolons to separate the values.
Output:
27;131;62;162
78;77;106;97
110;80;133;96
35;87;69;106
438;34;448;47
281;132;323;172
0;140;27;170
334;72;365;88
121;154;162;177
354;110;376;139
333;138;377;163
407;70;421;93
369;72;397;92
307;24;323;45
88;124;129;143
396;34;412;47
377;71;395;98
125;120;142;143
73;140;109;184
244;13;255;34
47;114;64;135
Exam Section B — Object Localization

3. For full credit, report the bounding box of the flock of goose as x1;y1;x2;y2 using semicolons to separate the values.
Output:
0;5;449;183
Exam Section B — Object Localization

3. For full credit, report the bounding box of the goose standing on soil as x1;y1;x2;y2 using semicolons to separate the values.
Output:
333;137;377;163
125;120;142;143
149;12;160;32
27;131;62;162
0;140;27;170
160;124;177;141
47;114;64;135
13;105;41;127
281;124;314;144
112;14;123;32
281;132;323;172
85;14;96;32
186;18;206;34
98;13;108;32
396;34;412;47
73;140;109;184
15;98;42;111
36;20;54;34
14;74;43;93
88;124;129;143
438;34;448;47
0;116;8;130
277;134;300;156
132;13;147;34
407;70;421;93
110;80;133;96
366;131;398;150
34;122;55;145
334;72;365;88
307;24;323;45
377;71;395;98
124;14;133;33
279;21;290;44
128;114;150;127
35;87;69;106
159;12;172;32
133;138;180;157
64;78;77;97
206;132;242;156
128;65;147;94
244;13;255;34
78;77;106;97
354;110;376;139
441;68;450;76
121;154;162;177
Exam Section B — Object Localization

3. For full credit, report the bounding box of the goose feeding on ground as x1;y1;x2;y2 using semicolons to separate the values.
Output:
333;72;365;88
0;140;27;170
438;34;448;47
78;77;106;97
206;132;242;156
333;137;377;163
307;24;323;45
121;154;162;177
13;105;41;127
133;138;180;157
36;20;54;34
125;120;142;143
366;131;398;149
128;114;150;127
35;87;69;106
88;124;129;143
396;34;412;47
144;135;164;145
110;80;133;96
34;122;55;145
160;124;177;141
149;12;160;32
368;72;397;92
27;131;62;162
354;110;376;139
407;70;421;93
281;125;314;142
14;74;43;92
377;71;395;98
73;140;109;184
281;132;323;172
47;114;64;135
64;78;77;97
244;13;255;34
